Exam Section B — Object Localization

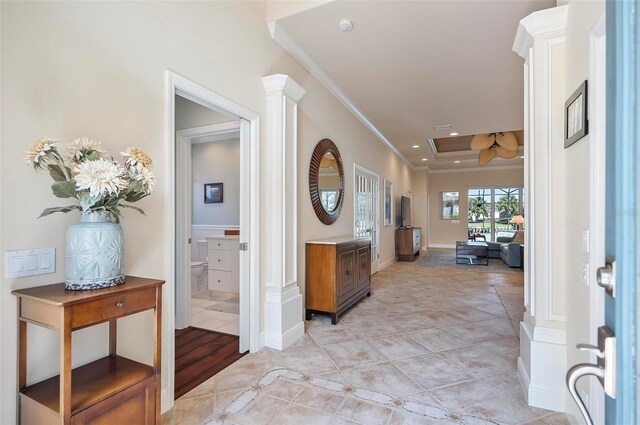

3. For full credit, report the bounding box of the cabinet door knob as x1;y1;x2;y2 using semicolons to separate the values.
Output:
116;301;124;308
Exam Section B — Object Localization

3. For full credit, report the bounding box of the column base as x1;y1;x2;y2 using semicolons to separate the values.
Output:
518;318;567;412
264;284;304;350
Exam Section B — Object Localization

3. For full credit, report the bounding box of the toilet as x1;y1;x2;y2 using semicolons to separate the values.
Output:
191;240;208;295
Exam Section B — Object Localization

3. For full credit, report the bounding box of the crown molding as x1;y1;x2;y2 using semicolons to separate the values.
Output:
429;164;524;174
269;21;413;168
513;5;568;59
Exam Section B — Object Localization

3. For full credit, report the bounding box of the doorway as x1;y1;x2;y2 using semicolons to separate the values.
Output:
164;71;260;411
354;164;380;274
174;107;242;335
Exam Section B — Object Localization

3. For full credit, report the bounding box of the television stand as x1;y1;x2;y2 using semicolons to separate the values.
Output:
396;227;421;261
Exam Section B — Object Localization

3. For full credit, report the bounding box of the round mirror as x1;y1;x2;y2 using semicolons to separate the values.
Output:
309;139;345;225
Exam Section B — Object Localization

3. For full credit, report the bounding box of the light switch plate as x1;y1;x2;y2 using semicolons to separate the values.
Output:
582;229;590;253
5;248;55;278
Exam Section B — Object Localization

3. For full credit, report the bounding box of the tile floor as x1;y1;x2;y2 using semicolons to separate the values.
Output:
191;290;240;335
165;260;572;425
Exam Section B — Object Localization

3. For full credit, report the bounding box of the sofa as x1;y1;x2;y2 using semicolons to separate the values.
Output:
486;231;523;267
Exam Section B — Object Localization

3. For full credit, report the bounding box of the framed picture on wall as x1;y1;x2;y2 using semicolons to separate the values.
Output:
204;182;223;204
564;80;588;148
383;179;393;226
440;191;460;220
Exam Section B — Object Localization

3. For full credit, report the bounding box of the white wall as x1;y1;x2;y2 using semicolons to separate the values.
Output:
0;2;414;421
192;139;240;226
427;167;524;246
562;0;605;421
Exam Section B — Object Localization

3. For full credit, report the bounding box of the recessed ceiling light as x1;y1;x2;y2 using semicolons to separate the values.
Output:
454;160;461;164
421;158;428;161
434;124;453;131
450;132;459;136
412;145;420;148
338;19;353;32
520;156;525;159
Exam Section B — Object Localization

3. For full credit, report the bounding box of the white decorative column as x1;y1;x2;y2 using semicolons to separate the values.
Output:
513;5;568;412
262;74;305;350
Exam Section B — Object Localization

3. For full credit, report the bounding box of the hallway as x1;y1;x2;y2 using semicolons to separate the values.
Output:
163;261;569;425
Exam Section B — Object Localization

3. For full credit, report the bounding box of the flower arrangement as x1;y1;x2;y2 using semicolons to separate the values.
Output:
24;137;156;222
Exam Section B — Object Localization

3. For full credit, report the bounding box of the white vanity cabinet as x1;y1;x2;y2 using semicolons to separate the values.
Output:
207;236;239;294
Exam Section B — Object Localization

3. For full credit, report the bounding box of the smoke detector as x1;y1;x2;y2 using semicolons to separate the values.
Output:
338;19;354;32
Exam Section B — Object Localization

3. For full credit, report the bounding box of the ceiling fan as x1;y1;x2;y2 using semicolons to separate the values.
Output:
470;132;518;165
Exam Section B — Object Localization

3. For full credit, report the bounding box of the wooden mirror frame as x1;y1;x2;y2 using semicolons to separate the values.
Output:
309;139;345;225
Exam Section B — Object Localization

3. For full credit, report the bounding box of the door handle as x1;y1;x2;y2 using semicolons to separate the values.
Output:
566;326;616;425
567;363;604;425
596;257;616;298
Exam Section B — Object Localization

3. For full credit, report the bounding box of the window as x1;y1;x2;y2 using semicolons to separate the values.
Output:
320;190;337;212
467;187;523;241
440;191;460;220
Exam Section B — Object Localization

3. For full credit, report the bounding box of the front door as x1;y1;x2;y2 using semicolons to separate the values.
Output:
354;164;379;274
605;1;638;422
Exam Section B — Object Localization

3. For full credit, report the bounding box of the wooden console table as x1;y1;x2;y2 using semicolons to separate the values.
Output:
12;276;164;425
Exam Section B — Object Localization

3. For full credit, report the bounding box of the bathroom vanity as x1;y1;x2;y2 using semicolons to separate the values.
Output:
206;236;239;294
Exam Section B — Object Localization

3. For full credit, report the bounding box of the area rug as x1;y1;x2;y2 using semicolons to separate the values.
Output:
416;250;521;273
204;368;499;425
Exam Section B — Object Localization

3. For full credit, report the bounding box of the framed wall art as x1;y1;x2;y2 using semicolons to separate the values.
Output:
204;182;223;204
565;80;588;148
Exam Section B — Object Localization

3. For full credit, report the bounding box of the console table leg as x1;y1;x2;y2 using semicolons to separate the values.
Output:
60;310;72;424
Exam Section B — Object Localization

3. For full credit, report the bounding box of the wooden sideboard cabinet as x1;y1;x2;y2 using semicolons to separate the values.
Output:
12;276;164;425
396;227;421;262
305;237;371;325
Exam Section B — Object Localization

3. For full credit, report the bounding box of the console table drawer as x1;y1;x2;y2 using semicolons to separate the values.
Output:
71;288;156;329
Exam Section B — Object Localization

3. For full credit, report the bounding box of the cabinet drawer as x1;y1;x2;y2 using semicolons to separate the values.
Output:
208;239;235;251
208;270;233;290
208;250;233;271
71;288;156;329
71;376;156;425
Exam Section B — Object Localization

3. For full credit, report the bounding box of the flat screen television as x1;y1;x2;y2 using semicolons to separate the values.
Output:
401;196;412;227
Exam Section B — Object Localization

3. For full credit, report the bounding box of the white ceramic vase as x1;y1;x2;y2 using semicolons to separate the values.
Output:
65;211;125;290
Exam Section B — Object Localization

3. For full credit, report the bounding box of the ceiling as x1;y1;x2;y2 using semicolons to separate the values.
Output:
274;0;555;170
433;130;524;153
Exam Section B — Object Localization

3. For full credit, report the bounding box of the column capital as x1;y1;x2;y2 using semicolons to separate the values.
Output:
262;74;306;102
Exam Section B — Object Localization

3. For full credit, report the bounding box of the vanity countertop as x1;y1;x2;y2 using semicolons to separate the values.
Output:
206;235;240;240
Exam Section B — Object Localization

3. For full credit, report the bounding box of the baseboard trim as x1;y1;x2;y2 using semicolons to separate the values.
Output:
528;384;566;412
517;357;531;400
161;388;171;414
428;243;456;249
379;257;395;271
264;321;304;350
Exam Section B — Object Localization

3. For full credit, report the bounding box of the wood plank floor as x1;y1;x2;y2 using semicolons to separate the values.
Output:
174;326;246;399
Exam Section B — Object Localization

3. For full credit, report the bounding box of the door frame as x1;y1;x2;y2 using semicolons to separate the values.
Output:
174;121;241;330
587;12;606;424
353;163;380;274
164;71;260;412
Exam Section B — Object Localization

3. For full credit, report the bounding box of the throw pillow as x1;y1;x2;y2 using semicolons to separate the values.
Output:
512;230;525;244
